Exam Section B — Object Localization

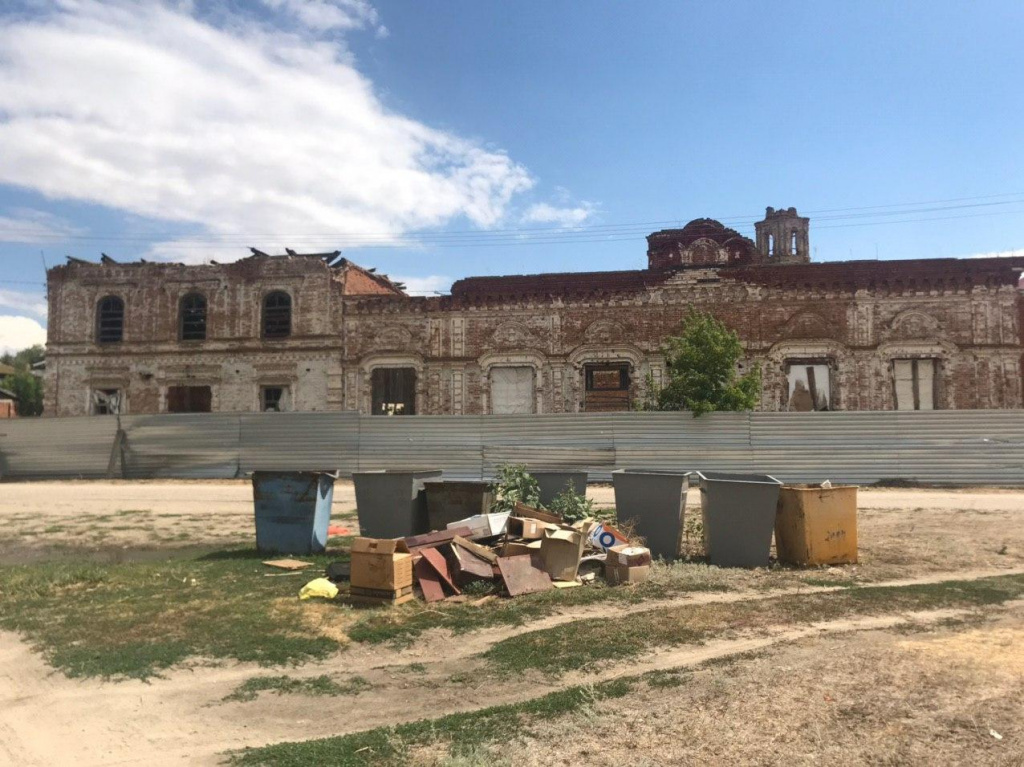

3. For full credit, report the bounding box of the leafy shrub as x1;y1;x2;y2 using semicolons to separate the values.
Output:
546;482;595;523
490;464;541;512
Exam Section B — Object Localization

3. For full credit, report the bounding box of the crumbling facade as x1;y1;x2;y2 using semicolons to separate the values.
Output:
44;208;1024;417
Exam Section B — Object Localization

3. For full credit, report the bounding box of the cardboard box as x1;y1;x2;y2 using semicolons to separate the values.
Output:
499;540;542;558
539;528;585;581
608;545;651;568
604;562;650;585
508;516;558;540
446;511;511;539
588;523;629;551
350;537;413;591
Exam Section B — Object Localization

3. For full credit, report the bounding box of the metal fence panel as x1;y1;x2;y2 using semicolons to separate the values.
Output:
480;413;617;480
0;416;117;478
3;410;1024;484
614;411;753;479
239;412;359;474
358;415;483;479
121;414;241;478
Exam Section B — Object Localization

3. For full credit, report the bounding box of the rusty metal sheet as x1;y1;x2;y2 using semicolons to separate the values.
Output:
451;543;495;583
414;557;446;602
497;555;552;596
419;546;461;595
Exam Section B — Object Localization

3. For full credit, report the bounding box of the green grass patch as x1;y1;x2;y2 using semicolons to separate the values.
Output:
0;547;351;680
230;678;634;766
347;562;737;646
224;674;371;703
482;573;1024;675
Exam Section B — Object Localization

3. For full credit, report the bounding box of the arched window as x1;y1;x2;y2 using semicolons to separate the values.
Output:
262;291;291;339
791;230;799;255
767;233;775;257
179;292;207;341
96;296;124;344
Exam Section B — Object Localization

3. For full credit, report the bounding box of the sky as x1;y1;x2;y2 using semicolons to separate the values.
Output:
1;0;1023;353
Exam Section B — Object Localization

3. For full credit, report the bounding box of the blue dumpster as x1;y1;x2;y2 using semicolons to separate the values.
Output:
252;471;337;554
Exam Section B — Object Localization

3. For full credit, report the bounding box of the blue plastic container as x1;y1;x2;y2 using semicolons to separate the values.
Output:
251;471;337;554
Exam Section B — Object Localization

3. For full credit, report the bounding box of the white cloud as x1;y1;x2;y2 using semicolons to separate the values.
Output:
0;1;534;263
966;249;1024;259
521;202;595;228
0;315;47;355
0;289;48;319
0;209;83;244
392;274;452;295
262;0;387;36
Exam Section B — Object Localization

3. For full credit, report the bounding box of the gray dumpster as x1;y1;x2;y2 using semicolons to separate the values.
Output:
695;471;782;568
611;469;689;562
353;469;442;538
424;480;495;531
252;471;337;554
532;470;588;507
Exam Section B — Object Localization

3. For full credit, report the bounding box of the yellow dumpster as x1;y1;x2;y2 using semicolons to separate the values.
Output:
775;484;858;566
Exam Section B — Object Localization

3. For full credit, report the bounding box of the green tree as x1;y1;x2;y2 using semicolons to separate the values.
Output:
1;343;45;416
643;308;761;417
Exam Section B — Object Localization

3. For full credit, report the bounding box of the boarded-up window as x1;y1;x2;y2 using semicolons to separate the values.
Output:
894;359;936;410
371;368;416;415
786;363;831;411
490;366;535;414
167;385;212;413
584;363;630;412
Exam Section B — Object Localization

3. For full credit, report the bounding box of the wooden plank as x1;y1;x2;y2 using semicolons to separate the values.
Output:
414;557;446;602
451;535;499;564
262;558;314;570
513;502;562;525
405;527;473;550
419;546;462;595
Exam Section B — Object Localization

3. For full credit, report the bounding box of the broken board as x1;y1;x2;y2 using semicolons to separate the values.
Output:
262;559;314;571
497;554;552;596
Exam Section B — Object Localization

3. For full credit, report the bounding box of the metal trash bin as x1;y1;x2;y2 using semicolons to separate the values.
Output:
532;470;588;507
251;471;337;554
424;480;495;531
611;469;689;562
353;469;442;538
696;471;782;568
776;484;859;566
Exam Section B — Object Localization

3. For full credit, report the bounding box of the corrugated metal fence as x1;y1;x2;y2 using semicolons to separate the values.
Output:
1;410;1023;484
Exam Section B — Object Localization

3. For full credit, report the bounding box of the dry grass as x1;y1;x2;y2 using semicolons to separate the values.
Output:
496;610;1024;766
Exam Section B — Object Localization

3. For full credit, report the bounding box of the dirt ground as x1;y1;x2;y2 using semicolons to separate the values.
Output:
0;480;1023;765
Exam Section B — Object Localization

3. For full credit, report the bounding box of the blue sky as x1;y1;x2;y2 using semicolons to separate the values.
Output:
1;0;1023;352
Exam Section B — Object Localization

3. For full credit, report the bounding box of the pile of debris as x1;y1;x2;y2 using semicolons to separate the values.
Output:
341;501;651;606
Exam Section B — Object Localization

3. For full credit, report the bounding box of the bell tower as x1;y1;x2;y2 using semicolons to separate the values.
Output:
755;207;810;264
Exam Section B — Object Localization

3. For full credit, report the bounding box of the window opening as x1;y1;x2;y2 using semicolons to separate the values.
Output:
371;368;416;415
92;388;122;415
262;291;291;339
180;293;207;341
96;296;124;344
583;363;631;412
261;386;289;412
786;362;831;411
166;385;212;413
791;230;798;255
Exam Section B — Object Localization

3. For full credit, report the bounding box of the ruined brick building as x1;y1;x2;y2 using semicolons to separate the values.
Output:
43;208;1024;417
